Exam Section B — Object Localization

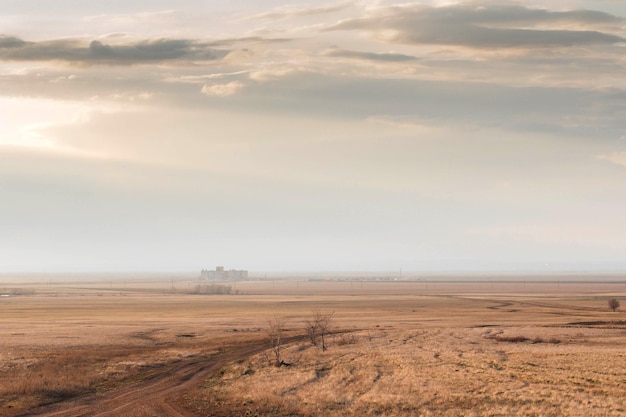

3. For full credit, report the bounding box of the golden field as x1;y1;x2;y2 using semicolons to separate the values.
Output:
0;275;625;416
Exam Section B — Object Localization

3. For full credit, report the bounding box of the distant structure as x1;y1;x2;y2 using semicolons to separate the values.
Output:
200;266;248;282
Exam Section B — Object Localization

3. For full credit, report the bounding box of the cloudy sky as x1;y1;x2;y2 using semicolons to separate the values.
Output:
1;0;626;273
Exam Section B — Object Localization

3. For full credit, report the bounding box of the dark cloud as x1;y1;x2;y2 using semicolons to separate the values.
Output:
0;36;229;64
322;48;416;62
0;35;28;48
213;70;625;141
327;4;624;48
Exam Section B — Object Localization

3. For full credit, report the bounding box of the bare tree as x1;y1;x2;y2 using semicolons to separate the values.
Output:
304;314;319;347
268;315;289;367
304;310;334;351
318;311;334;351
608;298;620;312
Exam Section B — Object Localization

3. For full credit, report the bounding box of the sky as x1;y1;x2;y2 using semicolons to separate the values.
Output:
1;0;626;273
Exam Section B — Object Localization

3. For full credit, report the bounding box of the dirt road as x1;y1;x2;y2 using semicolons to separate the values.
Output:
16;338;280;417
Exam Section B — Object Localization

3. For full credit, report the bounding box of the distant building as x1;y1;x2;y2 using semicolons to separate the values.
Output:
200;266;248;281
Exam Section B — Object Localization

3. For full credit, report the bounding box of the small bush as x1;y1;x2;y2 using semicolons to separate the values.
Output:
495;335;529;343
493;335;561;344
336;333;358;346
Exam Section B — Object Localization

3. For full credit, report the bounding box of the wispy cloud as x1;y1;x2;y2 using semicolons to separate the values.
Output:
201;81;245;97
322;48;416;62
241;2;351;21
597;151;626;168
207;36;293;47
327;3;625;48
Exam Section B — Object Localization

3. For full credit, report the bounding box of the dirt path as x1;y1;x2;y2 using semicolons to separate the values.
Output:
16;338;285;417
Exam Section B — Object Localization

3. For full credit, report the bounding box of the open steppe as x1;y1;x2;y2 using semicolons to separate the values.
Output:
1;275;625;416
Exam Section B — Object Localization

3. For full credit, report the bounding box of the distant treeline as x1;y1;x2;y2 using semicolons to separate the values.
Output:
0;288;36;296
192;284;233;295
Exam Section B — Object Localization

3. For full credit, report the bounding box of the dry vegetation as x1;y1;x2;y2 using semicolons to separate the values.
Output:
198;324;626;416
0;276;625;416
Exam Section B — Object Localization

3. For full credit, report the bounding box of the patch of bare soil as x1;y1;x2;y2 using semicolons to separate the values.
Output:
565;320;626;327
13;339;270;417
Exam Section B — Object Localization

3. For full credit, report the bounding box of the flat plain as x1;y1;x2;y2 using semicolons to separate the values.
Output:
1;275;625;416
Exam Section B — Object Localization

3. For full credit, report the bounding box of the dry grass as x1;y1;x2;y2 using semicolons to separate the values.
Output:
1;352;99;409
1;278;625;416
201;324;626;417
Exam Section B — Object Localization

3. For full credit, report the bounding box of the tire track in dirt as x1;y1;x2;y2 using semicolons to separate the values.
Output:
443;295;605;315
16;336;304;417
511;300;605;314
437;295;520;313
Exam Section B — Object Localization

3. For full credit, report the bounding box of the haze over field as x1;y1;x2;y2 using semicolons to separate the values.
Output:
1;0;626;272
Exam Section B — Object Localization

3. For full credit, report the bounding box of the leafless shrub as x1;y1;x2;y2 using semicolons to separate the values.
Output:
268;315;289;367
304;310;334;351
336;333;358;346
608;298;620;312
495;335;529;343
304;316;319;347
318;310;333;352
494;335;561;344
